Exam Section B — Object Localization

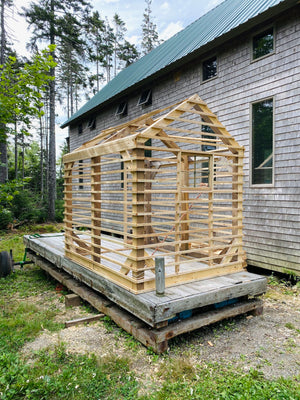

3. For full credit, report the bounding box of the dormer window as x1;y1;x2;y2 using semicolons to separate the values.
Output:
138;89;152;107
87;115;96;130
78;123;83;135
115;101;128;117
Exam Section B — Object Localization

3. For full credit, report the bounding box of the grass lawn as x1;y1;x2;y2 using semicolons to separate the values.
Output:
0;226;299;399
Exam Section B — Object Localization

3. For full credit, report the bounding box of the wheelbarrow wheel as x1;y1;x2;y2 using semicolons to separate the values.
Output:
0;251;13;277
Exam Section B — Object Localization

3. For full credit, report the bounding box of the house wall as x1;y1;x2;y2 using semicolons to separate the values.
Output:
68;7;300;275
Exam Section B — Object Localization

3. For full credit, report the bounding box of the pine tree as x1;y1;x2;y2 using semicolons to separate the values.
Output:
23;0;90;221
85;10;105;93
141;0;160;56
112;13;126;77
113;13;139;73
119;40;139;68
58;12;88;117
101;17;115;82
0;0;13;183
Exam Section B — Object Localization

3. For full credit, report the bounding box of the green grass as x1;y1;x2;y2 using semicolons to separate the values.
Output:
0;234;25;261
0;344;139;400
0;230;300;400
141;362;300;400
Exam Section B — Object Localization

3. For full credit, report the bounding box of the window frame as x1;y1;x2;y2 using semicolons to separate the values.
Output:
137;89;152;107
202;56;218;83
115;101;128;117
78;123;83;135
87;115;96;130
250;97;275;187
251;26;275;62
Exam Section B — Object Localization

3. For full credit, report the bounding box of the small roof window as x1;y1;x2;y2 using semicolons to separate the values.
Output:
115;101;128;117
137;89;152;106
87;115;96;130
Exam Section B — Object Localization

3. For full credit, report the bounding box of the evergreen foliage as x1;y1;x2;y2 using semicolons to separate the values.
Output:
141;0;160;55
0;0;160;226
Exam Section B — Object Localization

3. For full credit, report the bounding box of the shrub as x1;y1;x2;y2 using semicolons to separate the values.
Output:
0;208;13;229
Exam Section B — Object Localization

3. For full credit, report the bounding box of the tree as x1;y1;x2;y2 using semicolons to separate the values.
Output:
0;47;56;139
23;0;90;221
112;13;126;77
141;0;160;56
85;10;105;93
0;0;13;183
58;13;89;118
101;17;115;82
112;13;139;73
118;40;139;68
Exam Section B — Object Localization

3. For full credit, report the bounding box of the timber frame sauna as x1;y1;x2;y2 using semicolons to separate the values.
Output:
63;94;245;294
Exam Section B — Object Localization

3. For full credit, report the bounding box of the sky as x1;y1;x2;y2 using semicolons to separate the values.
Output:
8;0;224;153
11;0;224;56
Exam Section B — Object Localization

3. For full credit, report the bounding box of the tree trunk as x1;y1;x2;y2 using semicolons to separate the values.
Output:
0;0;7;183
21;131;25;181
0;140;7;182
48;66;56;221
39;113;44;200
48;0;56;221
14;121;18;179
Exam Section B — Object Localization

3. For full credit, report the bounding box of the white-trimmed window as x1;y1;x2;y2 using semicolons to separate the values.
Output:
251;98;273;185
252;27;274;60
202;56;217;81
116;101;128;117
137;89;152;106
87;115;96;130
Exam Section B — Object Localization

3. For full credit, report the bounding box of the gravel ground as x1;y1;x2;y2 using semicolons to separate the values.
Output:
22;277;300;386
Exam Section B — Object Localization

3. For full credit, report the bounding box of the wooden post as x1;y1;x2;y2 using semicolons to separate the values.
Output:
208;155;214;266
131;148;145;290
144;159;152;244
175;152;182;273
91;156;101;264
121;152;128;244
155;257;165;296
64;161;74;252
232;150;244;263
181;154;190;252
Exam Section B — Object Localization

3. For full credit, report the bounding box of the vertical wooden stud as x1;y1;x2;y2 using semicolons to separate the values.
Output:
175;152;182;273
208;155;214;266
64;161;74;252
91;156;101;264
180;154;190;252
232;149;244;263
131;147;145;290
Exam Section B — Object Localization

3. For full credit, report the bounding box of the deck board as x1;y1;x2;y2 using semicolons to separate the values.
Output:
24;233;267;327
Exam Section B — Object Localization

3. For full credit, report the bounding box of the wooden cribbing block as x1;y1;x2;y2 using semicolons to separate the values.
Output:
65;293;81;307
65;314;104;328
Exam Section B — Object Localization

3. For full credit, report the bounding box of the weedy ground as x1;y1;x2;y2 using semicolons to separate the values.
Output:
0;226;299;400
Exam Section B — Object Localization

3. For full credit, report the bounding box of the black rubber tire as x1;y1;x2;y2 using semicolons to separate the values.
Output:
0;251;13;278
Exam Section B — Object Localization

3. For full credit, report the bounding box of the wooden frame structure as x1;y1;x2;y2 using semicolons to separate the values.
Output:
63;94;245;294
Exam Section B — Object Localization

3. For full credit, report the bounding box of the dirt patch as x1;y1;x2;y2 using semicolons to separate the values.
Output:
22;281;300;384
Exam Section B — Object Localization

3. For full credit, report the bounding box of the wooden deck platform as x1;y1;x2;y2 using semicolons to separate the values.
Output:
24;233;267;331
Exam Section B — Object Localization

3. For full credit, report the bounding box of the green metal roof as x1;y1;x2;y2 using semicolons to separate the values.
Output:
61;0;297;128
